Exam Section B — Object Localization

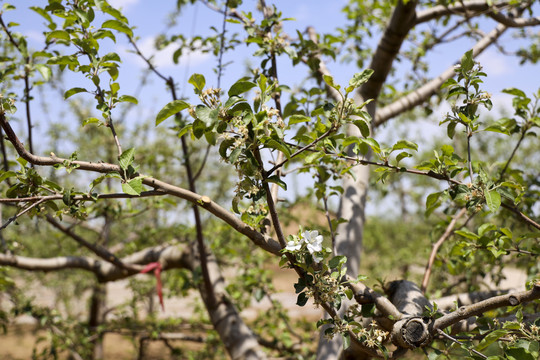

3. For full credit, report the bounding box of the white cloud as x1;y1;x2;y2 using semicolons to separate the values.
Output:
124;36;211;69
24;30;45;44
109;0;139;10
477;50;513;77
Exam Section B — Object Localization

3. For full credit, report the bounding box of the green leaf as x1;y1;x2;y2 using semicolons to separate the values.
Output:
502;87;526;98
266;175;287;190
265;139;291;159
348;69;373;89
455;229;480;241
101;19;133;37
323;74;340;91
118;148;135;171
34;64;51;82
122;177;144;196
101;52;121;62
189;73;206;94
460;49;474;73
425;191;442;216
288;114;311;125
447;121;457;139
506;347;535;360
45;30;70;42
0;170;17;183
485;189;501;213
155;100;190;126
328;255;346;269
82;117;101;126
118;95;138;104
353;119;370;137
361;138;380;154
483;123;509;135
392;140;418;152
228;81;256;96
64;87;87;99
396;151;412;164
195;105;219;127
47;55;79;66
476;329;507;351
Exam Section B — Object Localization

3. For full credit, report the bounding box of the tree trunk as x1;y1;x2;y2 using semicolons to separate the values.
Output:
88;283;106;360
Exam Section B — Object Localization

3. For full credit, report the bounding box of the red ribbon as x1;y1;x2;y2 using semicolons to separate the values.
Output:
140;262;164;311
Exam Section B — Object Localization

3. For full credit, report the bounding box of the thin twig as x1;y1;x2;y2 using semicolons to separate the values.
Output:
437;329;488;359
216;0;229;90
45;215;139;272
421;207;467;293
0;15;35;162
0;198;47;231
265;128;334;177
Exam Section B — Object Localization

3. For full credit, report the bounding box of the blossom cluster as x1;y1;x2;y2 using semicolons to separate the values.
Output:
285;230;324;262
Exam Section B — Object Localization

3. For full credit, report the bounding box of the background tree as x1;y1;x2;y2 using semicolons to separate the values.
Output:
0;1;539;359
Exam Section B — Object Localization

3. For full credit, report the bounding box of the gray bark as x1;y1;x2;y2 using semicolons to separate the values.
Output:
316;2;418;358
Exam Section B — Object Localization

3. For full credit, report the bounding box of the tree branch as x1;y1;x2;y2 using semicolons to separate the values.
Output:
375;21;508;126
421;208;467;293
415;1;510;25
44;215;138;273
0;245;190;282
360;0;418;102
433;283;540;331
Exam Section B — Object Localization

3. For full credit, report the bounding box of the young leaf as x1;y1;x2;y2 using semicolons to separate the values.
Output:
101;19;133;37
323;74;340;91
118;148;135;171
118;95;138;104
485;189;501;213
392;140;418;152
122;177;143;196
189;73;206;94
64;87;87;99
82;117;101;126
156;100;189;126
288;114;311;125
45;30;70;42
348;69;374;89
228;81;256;96
353;119;370;137
265;139;291;159
34;64;52;82
460;49;474;74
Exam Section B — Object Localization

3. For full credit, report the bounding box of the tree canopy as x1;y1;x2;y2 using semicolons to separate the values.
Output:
0;1;539;359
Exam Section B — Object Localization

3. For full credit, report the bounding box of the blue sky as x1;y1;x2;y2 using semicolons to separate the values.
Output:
8;0;539;122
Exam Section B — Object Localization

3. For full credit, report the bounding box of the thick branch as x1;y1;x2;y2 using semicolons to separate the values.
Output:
415;1;539;27
375;22;508;126
45;215;137;272
415;1;510;25
359;0;418;101
0;245;190;282
347;277;403;323
433;283;540;330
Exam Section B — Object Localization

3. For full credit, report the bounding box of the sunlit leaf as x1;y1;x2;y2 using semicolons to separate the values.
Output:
156;100;190;126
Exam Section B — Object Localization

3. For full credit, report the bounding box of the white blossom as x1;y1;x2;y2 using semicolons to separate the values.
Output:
285;238;302;252
302;230;323;254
